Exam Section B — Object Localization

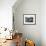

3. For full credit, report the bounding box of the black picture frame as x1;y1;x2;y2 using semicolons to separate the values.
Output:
23;14;36;25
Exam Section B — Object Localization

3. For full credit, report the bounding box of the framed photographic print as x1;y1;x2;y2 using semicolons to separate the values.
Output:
23;14;36;25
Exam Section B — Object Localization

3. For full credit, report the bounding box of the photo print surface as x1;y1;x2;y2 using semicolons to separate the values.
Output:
23;14;36;25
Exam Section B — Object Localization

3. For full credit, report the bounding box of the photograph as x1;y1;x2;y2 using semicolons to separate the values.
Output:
23;14;36;25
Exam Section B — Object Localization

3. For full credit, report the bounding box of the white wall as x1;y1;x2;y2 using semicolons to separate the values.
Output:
41;0;46;46
13;0;41;46
13;0;46;46
0;0;16;30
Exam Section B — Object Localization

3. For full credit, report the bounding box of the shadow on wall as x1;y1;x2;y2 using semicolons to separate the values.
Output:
12;0;41;46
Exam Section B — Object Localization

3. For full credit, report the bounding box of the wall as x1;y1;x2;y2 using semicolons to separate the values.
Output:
41;0;46;46
13;0;41;46
0;0;16;30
